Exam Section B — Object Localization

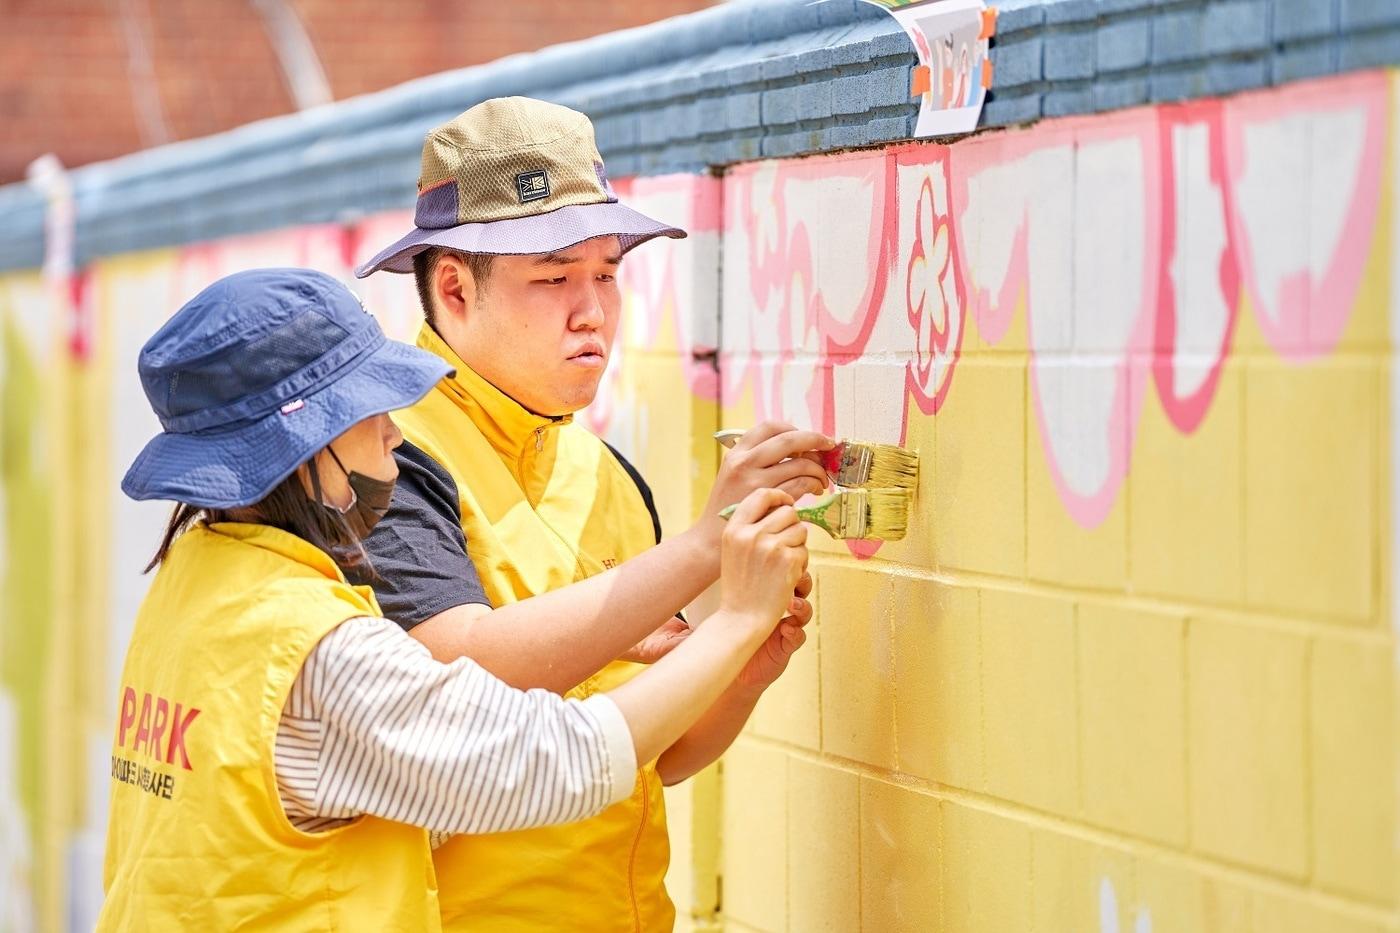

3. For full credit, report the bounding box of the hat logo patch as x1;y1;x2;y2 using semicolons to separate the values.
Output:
516;169;550;204
594;160;617;201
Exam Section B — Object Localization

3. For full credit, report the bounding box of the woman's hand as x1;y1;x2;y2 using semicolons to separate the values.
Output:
734;572;813;692
694;423;832;550
718;488;810;625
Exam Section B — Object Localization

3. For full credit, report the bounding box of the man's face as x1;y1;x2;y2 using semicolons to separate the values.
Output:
445;235;623;417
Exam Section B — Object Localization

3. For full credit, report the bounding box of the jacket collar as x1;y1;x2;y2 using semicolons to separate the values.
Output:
415;324;571;460
202;521;347;583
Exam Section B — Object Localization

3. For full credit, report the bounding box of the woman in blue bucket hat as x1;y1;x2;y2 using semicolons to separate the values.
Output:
98;268;809;931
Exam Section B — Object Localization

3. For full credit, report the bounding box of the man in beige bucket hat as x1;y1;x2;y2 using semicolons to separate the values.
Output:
351;97;832;930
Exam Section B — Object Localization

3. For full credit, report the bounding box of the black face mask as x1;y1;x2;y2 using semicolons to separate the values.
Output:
324;446;395;539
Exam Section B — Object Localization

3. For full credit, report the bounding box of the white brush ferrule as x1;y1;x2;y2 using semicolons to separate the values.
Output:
840;489;868;539
834;444;873;486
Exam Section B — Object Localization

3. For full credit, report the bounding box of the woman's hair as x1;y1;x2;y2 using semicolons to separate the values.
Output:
144;454;370;573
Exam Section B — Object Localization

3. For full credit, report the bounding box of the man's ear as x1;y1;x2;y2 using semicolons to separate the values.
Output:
433;255;476;323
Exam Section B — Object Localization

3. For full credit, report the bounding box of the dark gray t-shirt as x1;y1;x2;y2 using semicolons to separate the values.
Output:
347;440;661;631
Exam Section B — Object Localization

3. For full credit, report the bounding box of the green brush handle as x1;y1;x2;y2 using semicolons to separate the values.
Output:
717;494;840;537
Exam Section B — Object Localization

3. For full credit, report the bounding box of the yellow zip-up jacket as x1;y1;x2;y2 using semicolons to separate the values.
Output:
396;324;672;932
99;522;439;932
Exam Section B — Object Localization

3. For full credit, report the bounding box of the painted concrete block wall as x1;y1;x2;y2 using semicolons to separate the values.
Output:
2;58;1400;933
0;270;59;933
698;68;1399;931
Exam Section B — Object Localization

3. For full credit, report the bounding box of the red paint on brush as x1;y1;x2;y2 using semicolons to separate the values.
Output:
819;444;847;475
823;443;887;560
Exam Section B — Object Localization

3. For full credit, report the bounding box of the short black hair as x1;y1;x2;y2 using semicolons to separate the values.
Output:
411;248;496;328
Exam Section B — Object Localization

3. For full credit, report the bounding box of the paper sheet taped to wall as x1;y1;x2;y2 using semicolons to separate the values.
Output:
859;0;996;137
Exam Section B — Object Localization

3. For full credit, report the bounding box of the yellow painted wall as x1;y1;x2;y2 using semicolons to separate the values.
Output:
701;71;1400;932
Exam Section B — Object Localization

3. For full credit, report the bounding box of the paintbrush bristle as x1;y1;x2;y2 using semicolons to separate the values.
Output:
799;488;910;541
860;442;920;490
830;440;920;491
861;487;910;540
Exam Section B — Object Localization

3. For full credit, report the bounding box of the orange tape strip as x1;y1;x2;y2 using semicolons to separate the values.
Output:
980;7;999;40
911;64;931;97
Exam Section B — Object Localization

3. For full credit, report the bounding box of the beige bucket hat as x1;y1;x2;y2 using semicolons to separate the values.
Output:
355;97;686;277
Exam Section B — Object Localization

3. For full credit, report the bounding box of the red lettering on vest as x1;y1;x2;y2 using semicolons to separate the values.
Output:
149;698;169;764
165;704;201;771
114;687;201;771
116;687;137;747
132;693;152;755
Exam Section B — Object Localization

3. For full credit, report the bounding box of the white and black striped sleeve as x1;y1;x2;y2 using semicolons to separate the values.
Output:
275;616;637;836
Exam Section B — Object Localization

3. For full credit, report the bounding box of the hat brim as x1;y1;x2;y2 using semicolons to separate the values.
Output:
354;201;686;277
121;340;452;509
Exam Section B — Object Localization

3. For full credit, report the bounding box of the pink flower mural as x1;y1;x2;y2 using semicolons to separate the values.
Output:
698;71;1387;535
900;145;967;418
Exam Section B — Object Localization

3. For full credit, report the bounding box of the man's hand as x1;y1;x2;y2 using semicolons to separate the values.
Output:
734;571;814;692
617;616;691;664
697;423;834;548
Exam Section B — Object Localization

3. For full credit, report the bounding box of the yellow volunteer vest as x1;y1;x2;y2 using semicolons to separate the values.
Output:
396;324;672;932
99;522;439;932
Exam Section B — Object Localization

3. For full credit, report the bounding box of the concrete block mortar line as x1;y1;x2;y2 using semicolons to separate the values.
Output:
1270;41;1340;85
1025;820;1037;932
733;734;1399;922
815;573;826;765
1044;85;1097;118
1338;27;1400;72
1022;359;1030;587
1375;355;1391;640
1369;346;1386;646
1206;55;1271;97
1071;604;1086;822
1301;635;1317;885
1341;0;1400;30
974;586;989;823
1042;0;1096;26
935;772;948;931
886;571;901;788
1272;0;1339;43
1202;0;1272;58
1097;0;1157;13
1181;615;1193;854
983;91;1044;129
805;553;1397;645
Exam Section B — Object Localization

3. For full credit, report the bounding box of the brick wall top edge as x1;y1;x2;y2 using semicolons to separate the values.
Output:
0;0;1395;271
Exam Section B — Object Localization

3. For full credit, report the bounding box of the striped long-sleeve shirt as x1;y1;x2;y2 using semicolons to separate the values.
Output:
273;616;637;840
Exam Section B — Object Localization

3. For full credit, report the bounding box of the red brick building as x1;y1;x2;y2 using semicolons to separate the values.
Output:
0;0;716;184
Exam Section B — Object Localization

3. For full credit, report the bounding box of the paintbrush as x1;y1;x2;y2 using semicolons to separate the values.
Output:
714;429;920;492
718;488;911;541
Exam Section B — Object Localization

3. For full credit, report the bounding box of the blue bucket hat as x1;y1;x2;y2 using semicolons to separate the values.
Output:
122;268;452;509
